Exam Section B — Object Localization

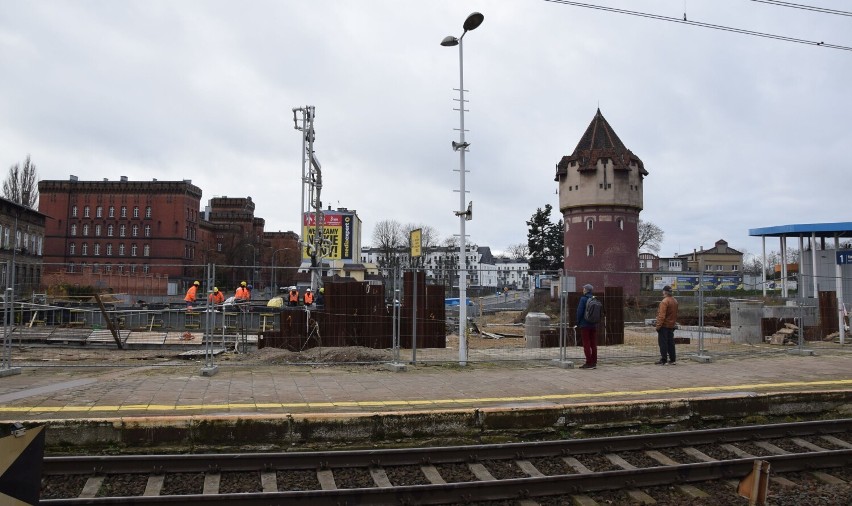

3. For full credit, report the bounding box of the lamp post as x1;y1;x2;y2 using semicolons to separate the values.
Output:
271;248;294;294
442;12;484;366
239;243;256;287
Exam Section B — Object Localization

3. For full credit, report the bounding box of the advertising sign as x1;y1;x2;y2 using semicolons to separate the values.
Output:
302;212;355;260
410;228;422;258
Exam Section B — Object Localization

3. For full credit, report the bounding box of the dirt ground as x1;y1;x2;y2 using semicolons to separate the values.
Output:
13;311;661;365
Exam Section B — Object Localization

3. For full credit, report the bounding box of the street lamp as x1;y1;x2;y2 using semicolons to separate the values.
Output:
239;243;256;287
271;248;294;294
442;11;483;366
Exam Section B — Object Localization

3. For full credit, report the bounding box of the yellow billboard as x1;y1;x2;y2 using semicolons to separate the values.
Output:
302;212;354;260
410;228;422;257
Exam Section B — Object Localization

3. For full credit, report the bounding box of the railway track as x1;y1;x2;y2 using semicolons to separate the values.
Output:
40;418;852;505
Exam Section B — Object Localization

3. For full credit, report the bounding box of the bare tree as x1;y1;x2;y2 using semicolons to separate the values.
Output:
4;155;39;209
402;223;439;268
372;219;404;269
505;243;529;260
638;220;664;254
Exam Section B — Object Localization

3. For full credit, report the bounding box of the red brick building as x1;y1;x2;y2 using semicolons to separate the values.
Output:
554;110;647;296
39;178;303;296
39;176;204;294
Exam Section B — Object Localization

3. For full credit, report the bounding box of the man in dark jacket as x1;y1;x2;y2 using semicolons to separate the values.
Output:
576;283;597;369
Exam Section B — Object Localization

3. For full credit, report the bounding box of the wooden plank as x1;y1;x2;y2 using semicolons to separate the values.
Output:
94;293;122;349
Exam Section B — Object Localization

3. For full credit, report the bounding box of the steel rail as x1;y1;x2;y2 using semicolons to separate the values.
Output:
41;418;852;475
40;449;852;505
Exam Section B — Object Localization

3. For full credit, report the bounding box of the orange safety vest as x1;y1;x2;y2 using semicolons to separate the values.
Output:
209;291;225;305
184;285;198;302
235;287;250;301
304;291;314;305
289;290;299;303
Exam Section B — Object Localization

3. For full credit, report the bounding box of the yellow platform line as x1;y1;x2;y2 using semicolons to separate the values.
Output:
1;379;850;415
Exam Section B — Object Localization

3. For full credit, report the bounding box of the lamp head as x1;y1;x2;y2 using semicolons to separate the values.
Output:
440;35;459;47
463;12;484;32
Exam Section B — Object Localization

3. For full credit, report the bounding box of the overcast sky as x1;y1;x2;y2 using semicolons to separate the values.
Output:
2;0;849;260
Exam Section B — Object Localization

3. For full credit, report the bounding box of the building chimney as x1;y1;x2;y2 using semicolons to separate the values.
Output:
70;175;78;182
120;176;128;182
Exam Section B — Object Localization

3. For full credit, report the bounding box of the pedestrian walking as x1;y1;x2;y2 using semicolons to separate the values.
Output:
576;283;599;369
655;285;679;365
184;280;200;311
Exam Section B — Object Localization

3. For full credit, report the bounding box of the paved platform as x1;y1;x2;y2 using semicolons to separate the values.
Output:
0;352;850;449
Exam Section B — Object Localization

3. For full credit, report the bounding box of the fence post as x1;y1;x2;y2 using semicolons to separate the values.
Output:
201;263;218;376
556;281;573;369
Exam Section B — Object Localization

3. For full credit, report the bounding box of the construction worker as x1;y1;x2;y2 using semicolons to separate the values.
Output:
184;280;200;311
288;286;299;307
315;287;325;308
208;287;225;308
234;281;250;302
303;288;314;306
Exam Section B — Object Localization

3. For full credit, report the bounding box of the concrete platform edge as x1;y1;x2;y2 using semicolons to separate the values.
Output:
23;390;852;452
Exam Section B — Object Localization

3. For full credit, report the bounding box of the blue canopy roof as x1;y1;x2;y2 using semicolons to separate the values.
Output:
749;222;852;238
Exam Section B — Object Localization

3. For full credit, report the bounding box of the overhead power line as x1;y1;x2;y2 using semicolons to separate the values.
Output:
543;0;852;51
750;0;852;17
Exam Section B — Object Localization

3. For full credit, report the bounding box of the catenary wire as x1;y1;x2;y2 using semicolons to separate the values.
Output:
750;0;852;17
543;0;852;51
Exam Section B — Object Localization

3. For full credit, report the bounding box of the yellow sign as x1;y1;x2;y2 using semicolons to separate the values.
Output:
303;226;343;260
410;228;422;257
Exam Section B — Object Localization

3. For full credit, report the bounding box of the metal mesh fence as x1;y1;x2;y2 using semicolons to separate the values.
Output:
1;265;850;372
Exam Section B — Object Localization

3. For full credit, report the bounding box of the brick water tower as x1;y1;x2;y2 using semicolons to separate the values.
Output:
554;109;647;296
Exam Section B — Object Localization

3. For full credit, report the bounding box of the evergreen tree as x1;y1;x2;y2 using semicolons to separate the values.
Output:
526;204;563;271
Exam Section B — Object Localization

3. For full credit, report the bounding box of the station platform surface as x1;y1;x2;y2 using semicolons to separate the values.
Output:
1;352;850;424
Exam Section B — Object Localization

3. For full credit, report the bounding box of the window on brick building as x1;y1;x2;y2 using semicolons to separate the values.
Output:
118;244;125;256
131;244;137;257
121;206;127;218
130;264;137;273
82;224;89;236
70;224;77;236
132;225;139;237
144;225;150;237
109;206;115;218
104;263;111;272
84;206;90;218
95;224;101;236
587;244;594;256
71;205;78;217
586;219;594;230
119;225;126;237
133;206;139;218
96;206;103;218
145;206;152;218
94;244;100;256
106;244;113;256
616;218;624;230
81;243;88;256
142;264;149;273
69;243;76;255
107;225;114;237
67;262;74;273
143;244;150;257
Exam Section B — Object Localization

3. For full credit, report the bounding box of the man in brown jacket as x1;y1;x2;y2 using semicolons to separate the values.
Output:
655;285;679;365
